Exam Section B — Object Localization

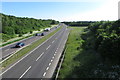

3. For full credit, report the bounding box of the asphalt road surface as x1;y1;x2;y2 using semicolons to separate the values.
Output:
1;24;70;79
1;24;61;60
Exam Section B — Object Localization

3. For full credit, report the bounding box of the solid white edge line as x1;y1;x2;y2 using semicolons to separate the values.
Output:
52;40;55;43
18;66;31;80
1;44;30;64
4;49;9;52
0;26;62;76
36;52;44;61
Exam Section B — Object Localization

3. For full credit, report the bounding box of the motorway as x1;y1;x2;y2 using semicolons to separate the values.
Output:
1;24;61;60
1;24;70;79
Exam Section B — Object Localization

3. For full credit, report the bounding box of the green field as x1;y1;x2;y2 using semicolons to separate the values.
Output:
1;26;62;69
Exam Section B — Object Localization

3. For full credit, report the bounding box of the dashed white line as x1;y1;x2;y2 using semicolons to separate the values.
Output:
52;56;54;59
52;40;55;43
49;63;51;66
36;52;44;61
51;59;53;62
56;49;58;51
0;25;61;76
43;72;46;77
19;66;31;80
54;54;56;56
55;51;57;53
46;67;49;70
46;45;51;50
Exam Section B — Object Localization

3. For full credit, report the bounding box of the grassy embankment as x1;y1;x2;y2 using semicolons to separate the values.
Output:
58;27;101;78
1;26;62;69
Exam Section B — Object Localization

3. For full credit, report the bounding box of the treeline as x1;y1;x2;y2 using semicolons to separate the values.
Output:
62;21;95;26
82;20;120;64
1;13;59;42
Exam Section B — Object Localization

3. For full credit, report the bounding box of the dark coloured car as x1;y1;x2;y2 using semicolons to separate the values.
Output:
35;33;41;36
15;42;25;48
41;33;44;36
44;28;50;31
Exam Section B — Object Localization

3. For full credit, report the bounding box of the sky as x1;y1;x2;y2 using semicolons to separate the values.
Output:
1;0;120;21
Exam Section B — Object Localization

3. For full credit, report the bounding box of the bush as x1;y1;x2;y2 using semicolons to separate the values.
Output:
19;34;23;37
83;20;120;64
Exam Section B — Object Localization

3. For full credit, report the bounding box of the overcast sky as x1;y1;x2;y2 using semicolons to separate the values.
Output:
2;0;120;21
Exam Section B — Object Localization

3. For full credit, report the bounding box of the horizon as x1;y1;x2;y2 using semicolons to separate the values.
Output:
2;0;119;22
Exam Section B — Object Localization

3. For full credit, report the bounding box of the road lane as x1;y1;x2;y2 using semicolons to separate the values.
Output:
2;24;69;79
1;24;60;60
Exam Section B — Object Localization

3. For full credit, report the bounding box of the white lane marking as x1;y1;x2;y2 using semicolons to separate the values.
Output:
43;72;46;77
36;52;44;61
51;59;53;62
46;67;49;70
52;56;54;59
55;52;57;53
49;63;51;66
0;27;61;76
46;45;51;50
54;54;56;56
56;49;58;52
52;40;55;43
18;66;31;80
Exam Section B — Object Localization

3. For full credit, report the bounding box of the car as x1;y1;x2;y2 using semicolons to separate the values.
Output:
44;28;51;31
35;33;41;36
41;33;44;36
15;42;25;48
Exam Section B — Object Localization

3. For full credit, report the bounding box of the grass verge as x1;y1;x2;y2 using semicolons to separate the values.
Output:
58;27;87;78
1;26;62;68
58;27;120;78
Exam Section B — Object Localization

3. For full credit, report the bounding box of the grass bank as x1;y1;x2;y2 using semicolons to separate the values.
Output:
58;27;87;78
58;26;120;79
58;27;100;78
1;26;62;69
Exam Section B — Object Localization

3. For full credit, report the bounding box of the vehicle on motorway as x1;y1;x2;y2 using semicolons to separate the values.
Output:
44;28;51;31
15;42;25;48
35;33;41;36
41;33;44;36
